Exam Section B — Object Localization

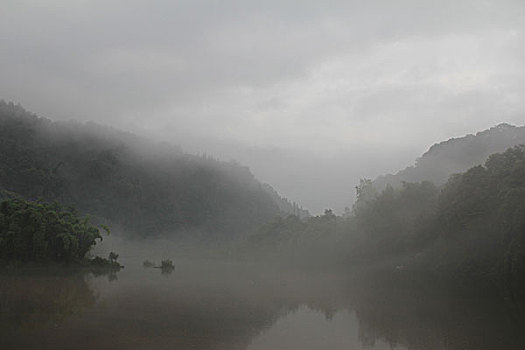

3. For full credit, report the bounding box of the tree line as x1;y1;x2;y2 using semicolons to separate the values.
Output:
246;145;525;292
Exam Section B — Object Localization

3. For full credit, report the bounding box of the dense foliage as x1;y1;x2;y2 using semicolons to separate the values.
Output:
345;146;525;283
432;146;525;280
0;101;305;238
0;196;104;263
247;146;525;289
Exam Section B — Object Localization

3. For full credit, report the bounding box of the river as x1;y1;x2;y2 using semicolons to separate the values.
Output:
2;254;525;350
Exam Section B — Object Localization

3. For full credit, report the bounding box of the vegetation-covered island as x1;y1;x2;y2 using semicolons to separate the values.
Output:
0;195;121;269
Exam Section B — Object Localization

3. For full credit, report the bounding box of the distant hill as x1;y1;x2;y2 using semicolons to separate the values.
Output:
373;123;525;189
0;101;307;238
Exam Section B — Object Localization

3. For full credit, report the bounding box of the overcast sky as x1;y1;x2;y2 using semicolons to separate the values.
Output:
1;0;525;213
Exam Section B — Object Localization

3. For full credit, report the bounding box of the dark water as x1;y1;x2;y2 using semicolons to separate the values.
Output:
2;257;525;350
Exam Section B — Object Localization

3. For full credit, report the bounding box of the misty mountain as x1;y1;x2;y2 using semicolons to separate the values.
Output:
351;144;525;282
373;123;525;190
0;101;306;238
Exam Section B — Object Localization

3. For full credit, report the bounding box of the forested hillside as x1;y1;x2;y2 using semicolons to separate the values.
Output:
247;144;525;293
350;146;525;286
374;123;525;189
0;101;304;238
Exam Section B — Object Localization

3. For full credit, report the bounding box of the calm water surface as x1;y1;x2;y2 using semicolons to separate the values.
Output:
2;255;525;350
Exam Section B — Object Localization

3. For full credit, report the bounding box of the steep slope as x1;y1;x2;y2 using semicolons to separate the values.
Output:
0;101;301;238
374;123;525;189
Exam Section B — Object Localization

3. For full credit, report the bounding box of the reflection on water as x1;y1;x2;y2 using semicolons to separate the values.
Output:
0;270;98;349
1;261;525;350
247;306;402;350
347;272;525;350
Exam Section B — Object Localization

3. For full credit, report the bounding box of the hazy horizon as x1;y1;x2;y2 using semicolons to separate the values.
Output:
2;0;525;213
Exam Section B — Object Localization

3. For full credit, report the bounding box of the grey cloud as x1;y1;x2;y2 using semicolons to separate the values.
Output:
1;0;524;212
